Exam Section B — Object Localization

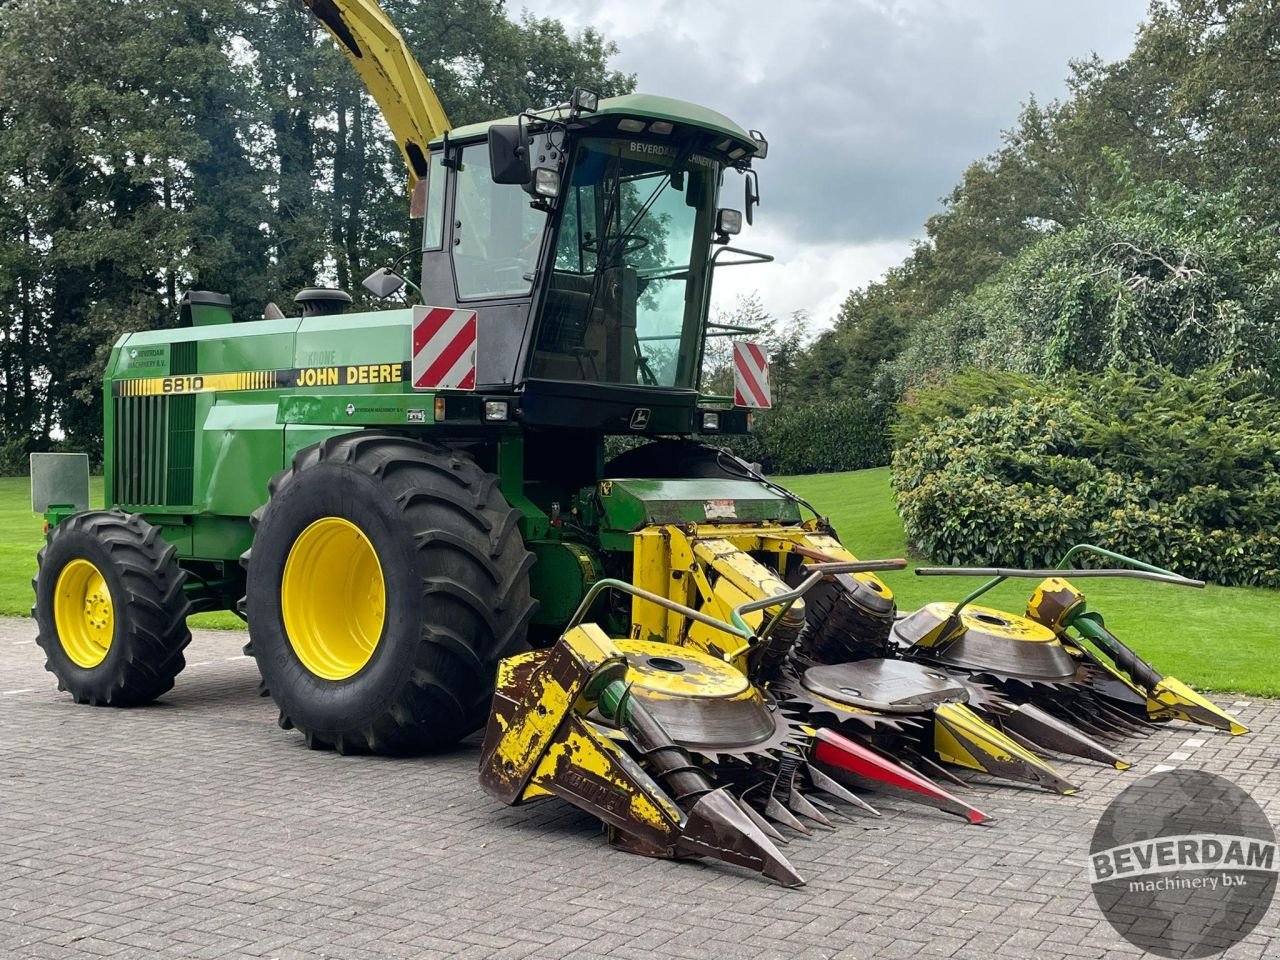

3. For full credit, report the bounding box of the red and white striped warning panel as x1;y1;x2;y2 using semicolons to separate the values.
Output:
412;306;477;390
733;340;772;409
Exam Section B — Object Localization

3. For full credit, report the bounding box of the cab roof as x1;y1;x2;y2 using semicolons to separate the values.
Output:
434;93;758;155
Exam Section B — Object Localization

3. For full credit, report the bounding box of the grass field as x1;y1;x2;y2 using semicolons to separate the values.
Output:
2;476;240;630
4;469;1276;694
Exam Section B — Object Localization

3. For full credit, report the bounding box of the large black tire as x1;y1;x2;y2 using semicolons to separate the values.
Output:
33;510;192;706
243;432;536;754
604;439;760;479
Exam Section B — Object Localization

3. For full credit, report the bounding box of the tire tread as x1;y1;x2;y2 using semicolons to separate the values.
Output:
242;432;535;754
33;510;192;707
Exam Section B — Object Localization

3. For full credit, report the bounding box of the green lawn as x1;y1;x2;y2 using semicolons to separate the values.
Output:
2;476;240;630
778;468;1280;697
5;469;1277;694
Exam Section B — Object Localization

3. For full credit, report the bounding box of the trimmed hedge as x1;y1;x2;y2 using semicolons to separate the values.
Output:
604;397;892;476
720;397;891;475
892;368;1280;587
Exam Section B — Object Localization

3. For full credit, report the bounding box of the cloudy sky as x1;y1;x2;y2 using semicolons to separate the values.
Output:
516;0;1149;329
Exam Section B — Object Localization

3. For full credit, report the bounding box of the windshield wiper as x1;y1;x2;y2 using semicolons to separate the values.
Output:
606;175;669;262
580;164;671;333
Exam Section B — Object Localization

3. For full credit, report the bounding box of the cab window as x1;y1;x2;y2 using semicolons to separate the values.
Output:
424;153;446;250
453;144;547;299
530;137;719;387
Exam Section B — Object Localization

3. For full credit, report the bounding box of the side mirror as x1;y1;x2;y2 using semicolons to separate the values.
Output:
363;267;407;300
749;129;769;160
745;170;760;226
488;124;531;185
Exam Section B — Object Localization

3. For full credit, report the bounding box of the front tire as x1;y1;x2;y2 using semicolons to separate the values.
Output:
244;432;535;754
33;510;192;706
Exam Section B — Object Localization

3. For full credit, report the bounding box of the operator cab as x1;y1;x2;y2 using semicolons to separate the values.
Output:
530;136;719;391
375;93;769;433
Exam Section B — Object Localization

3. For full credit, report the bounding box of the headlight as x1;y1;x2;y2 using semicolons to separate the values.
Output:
572;88;600;113
534;167;561;198
702;411;720;431
716;208;743;236
484;401;510;422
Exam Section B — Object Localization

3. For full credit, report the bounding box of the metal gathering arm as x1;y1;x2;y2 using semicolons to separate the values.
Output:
303;0;451;193
915;543;1203;620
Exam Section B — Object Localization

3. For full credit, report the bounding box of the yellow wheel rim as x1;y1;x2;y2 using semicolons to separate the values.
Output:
281;517;386;680
54;558;114;668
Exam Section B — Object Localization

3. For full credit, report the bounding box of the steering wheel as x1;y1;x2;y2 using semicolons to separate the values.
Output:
582;234;650;256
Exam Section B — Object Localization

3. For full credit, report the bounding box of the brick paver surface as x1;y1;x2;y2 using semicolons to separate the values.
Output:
0;616;1275;959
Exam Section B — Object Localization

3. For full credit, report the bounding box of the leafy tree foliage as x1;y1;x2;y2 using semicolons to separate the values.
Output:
791;0;1280;403
887;179;1280;393
0;0;631;466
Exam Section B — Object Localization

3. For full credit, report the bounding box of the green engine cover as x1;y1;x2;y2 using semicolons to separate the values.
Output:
103;307;417;562
597;478;803;532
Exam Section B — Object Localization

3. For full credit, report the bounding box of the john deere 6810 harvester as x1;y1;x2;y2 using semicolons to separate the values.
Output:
32;0;1246;886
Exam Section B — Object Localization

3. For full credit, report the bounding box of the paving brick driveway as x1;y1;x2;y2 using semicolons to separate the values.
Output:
1;616;1275;960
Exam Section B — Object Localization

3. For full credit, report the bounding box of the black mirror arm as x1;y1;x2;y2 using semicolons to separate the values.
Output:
710;246;774;268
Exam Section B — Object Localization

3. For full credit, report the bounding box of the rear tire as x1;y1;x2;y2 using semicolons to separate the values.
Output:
243;432;535;754
33;510;192;706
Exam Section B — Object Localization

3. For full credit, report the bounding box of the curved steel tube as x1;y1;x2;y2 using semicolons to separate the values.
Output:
566;578;750;638
914;567;1205;589
916;543;1204;619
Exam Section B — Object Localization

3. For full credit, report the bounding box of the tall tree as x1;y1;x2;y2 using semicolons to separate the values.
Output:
0;0;632;463
791;0;1280;402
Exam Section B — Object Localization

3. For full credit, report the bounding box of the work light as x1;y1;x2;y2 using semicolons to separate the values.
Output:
534;168;561;198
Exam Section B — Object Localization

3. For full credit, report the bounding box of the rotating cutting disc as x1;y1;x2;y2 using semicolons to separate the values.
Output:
895;602;1084;683
801;659;969;713
616;640;808;763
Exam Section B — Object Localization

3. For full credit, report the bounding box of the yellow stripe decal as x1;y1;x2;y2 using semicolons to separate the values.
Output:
111;362;410;397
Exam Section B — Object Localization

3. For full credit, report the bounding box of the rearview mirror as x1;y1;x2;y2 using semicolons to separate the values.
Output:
363;267;407;300
745;170;760;226
488;124;531;185
750;129;769;160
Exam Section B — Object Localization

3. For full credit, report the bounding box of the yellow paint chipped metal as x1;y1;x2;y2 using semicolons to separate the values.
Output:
617;639;749;698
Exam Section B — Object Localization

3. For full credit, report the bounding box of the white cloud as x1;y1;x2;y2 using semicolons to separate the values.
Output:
513;0;1147;326
709;225;912;332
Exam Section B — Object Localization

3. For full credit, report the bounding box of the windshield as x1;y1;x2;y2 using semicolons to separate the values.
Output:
528;136;721;388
